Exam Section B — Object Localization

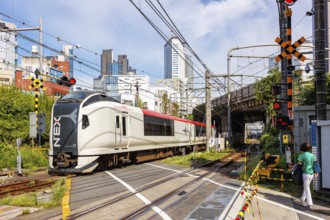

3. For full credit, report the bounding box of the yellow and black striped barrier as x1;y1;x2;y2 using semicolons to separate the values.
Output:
235;188;259;220
235;160;263;220
257;168;292;191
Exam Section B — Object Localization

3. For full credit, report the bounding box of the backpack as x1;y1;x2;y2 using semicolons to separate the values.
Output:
292;164;303;185
314;161;321;174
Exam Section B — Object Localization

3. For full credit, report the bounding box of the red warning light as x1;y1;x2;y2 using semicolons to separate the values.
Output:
69;78;76;86
284;0;297;6
273;102;281;110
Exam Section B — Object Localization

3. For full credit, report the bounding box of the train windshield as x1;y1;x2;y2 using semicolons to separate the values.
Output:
58;92;95;103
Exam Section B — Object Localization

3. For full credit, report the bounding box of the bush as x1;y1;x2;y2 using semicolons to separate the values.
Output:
0;85;55;146
0;143;17;169
20;147;48;169
0;143;48;170
260;133;279;149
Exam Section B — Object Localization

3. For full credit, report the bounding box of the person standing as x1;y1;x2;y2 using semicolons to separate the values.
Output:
298;142;318;208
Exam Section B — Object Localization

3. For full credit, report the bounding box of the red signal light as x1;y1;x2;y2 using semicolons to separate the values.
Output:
274;116;289;129
69;78;76;86
57;76;75;87
273;102;281;110
284;0;297;6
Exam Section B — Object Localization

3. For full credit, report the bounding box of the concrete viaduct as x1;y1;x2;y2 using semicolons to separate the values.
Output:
211;83;266;146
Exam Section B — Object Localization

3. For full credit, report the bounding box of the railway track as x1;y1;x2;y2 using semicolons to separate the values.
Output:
0;173;61;198
68;151;244;219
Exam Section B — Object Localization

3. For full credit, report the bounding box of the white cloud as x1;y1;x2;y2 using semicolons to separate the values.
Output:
0;0;313;86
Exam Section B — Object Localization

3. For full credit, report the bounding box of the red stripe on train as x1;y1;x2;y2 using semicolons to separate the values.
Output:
141;109;212;127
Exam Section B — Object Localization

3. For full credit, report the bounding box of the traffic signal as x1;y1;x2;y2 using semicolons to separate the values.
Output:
57;76;76;87
273;99;282;115
274;116;289;129
37;112;46;134
284;0;297;6
272;85;281;96
273;101;281;111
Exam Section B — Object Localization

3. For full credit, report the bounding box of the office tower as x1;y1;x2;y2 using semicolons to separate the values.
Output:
164;36;185;81
101;49;114;77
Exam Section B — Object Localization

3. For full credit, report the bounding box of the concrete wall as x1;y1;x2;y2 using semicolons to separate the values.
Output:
318;120;330;189
293;105;330;152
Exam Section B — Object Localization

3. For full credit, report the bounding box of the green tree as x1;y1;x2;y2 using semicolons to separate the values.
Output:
192;104;206;122
0;85;55;145
255;69;281;125
137;97;145;108
161;93;169;114
298;73;330;105
172;102;179;117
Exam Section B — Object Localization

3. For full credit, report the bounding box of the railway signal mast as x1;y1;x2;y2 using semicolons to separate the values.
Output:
275;0;306;164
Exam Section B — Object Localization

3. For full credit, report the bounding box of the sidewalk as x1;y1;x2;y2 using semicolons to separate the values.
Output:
224;186;330;220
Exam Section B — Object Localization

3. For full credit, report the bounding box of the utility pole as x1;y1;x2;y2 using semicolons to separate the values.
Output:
226;53;232;148
205;70;211;152
313;0;326;191
135;81;139;107
13;19;43;146
314;0;327;121
39;18;43;75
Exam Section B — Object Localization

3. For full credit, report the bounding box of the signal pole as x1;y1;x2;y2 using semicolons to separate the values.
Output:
314;0;327;121
313;0;326;191
275;1;307;163
135;81;139;107
205;70;211;152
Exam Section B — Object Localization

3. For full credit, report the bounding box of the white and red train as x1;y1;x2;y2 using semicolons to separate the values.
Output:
48;91;206;174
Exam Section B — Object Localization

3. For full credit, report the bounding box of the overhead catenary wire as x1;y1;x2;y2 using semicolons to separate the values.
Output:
130;0;227;93
129;1;207;82
0;11;100;58
153;0;226;91
1;12;164;90
2;6;223;101
3;32;212;100
1;38;96;88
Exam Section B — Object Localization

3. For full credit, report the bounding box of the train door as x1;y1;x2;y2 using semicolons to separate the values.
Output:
121;114;129;149
114;113;130;149
189;124;192;144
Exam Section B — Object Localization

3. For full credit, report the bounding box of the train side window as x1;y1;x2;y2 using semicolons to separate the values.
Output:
144;115;174;136
122;117;126;136
82;115;89;129
116;116;120;128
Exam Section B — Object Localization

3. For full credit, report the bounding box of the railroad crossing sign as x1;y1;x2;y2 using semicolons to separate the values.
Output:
275;36;306;62
28;76;46;90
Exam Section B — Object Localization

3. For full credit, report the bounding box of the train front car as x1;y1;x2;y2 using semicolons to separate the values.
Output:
48;91;98;175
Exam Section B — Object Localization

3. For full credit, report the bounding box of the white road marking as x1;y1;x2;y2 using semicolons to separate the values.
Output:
105;171;172;220
146;163;325;220
146;163;239;190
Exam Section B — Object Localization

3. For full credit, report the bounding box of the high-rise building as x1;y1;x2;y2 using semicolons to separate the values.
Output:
118;54;129;75
0;21;18;84
101;49;114;77
101;50;130;76
164;37;185;81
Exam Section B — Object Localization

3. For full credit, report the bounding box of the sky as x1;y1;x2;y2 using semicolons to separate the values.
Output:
0;0;313;93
